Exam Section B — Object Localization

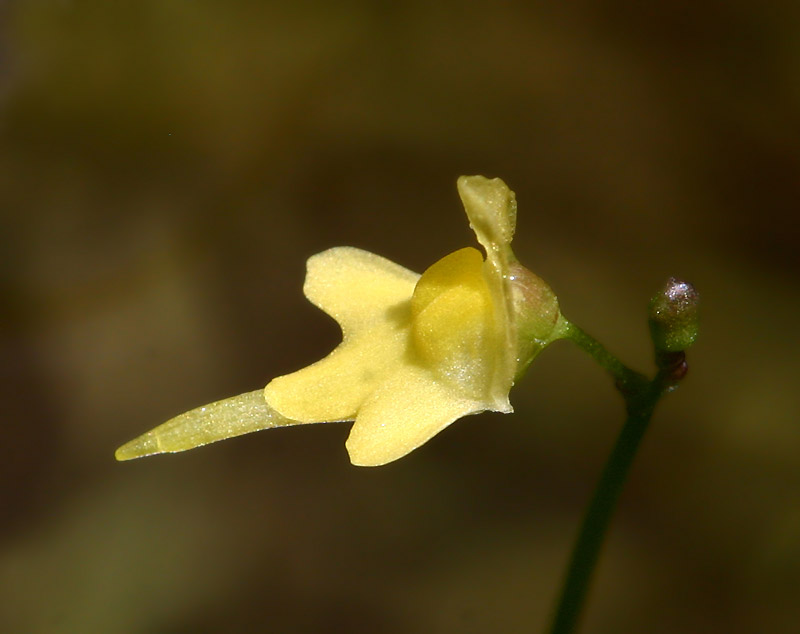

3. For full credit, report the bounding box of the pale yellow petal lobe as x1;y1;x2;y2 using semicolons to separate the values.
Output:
411;248;499;400
264;313;410;422
457;175;517;251
457;176;521;406
346;364;484;467
304;247;419;334
265;247;418;423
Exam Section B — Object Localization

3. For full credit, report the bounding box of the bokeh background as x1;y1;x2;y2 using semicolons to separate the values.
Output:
2;2;799;632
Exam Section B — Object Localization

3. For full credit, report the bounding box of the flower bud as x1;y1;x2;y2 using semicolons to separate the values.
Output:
648;277;699;353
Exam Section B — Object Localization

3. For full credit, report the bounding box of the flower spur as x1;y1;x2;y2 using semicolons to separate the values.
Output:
116;176;565;466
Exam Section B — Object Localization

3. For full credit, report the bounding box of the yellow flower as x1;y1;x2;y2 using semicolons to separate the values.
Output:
116;176;565;466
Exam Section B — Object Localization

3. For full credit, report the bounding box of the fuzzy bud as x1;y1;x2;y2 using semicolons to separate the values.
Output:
648;277;699;353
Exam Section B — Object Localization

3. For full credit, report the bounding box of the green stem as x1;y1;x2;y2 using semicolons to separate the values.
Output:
547;322;664;634
561;322;647;392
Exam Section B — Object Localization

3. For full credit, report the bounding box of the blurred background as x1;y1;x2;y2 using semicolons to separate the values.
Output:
2;1;799;632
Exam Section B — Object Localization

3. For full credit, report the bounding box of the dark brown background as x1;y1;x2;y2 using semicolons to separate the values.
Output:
2;2;799;632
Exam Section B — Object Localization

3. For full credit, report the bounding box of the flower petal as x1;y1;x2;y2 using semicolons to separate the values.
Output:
266;247;419;423
265;307;412;422
345;363;486;466
303;246;419;335
115;390;298;460
411;247;501;403
457;175;517;253
457;176;520;404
